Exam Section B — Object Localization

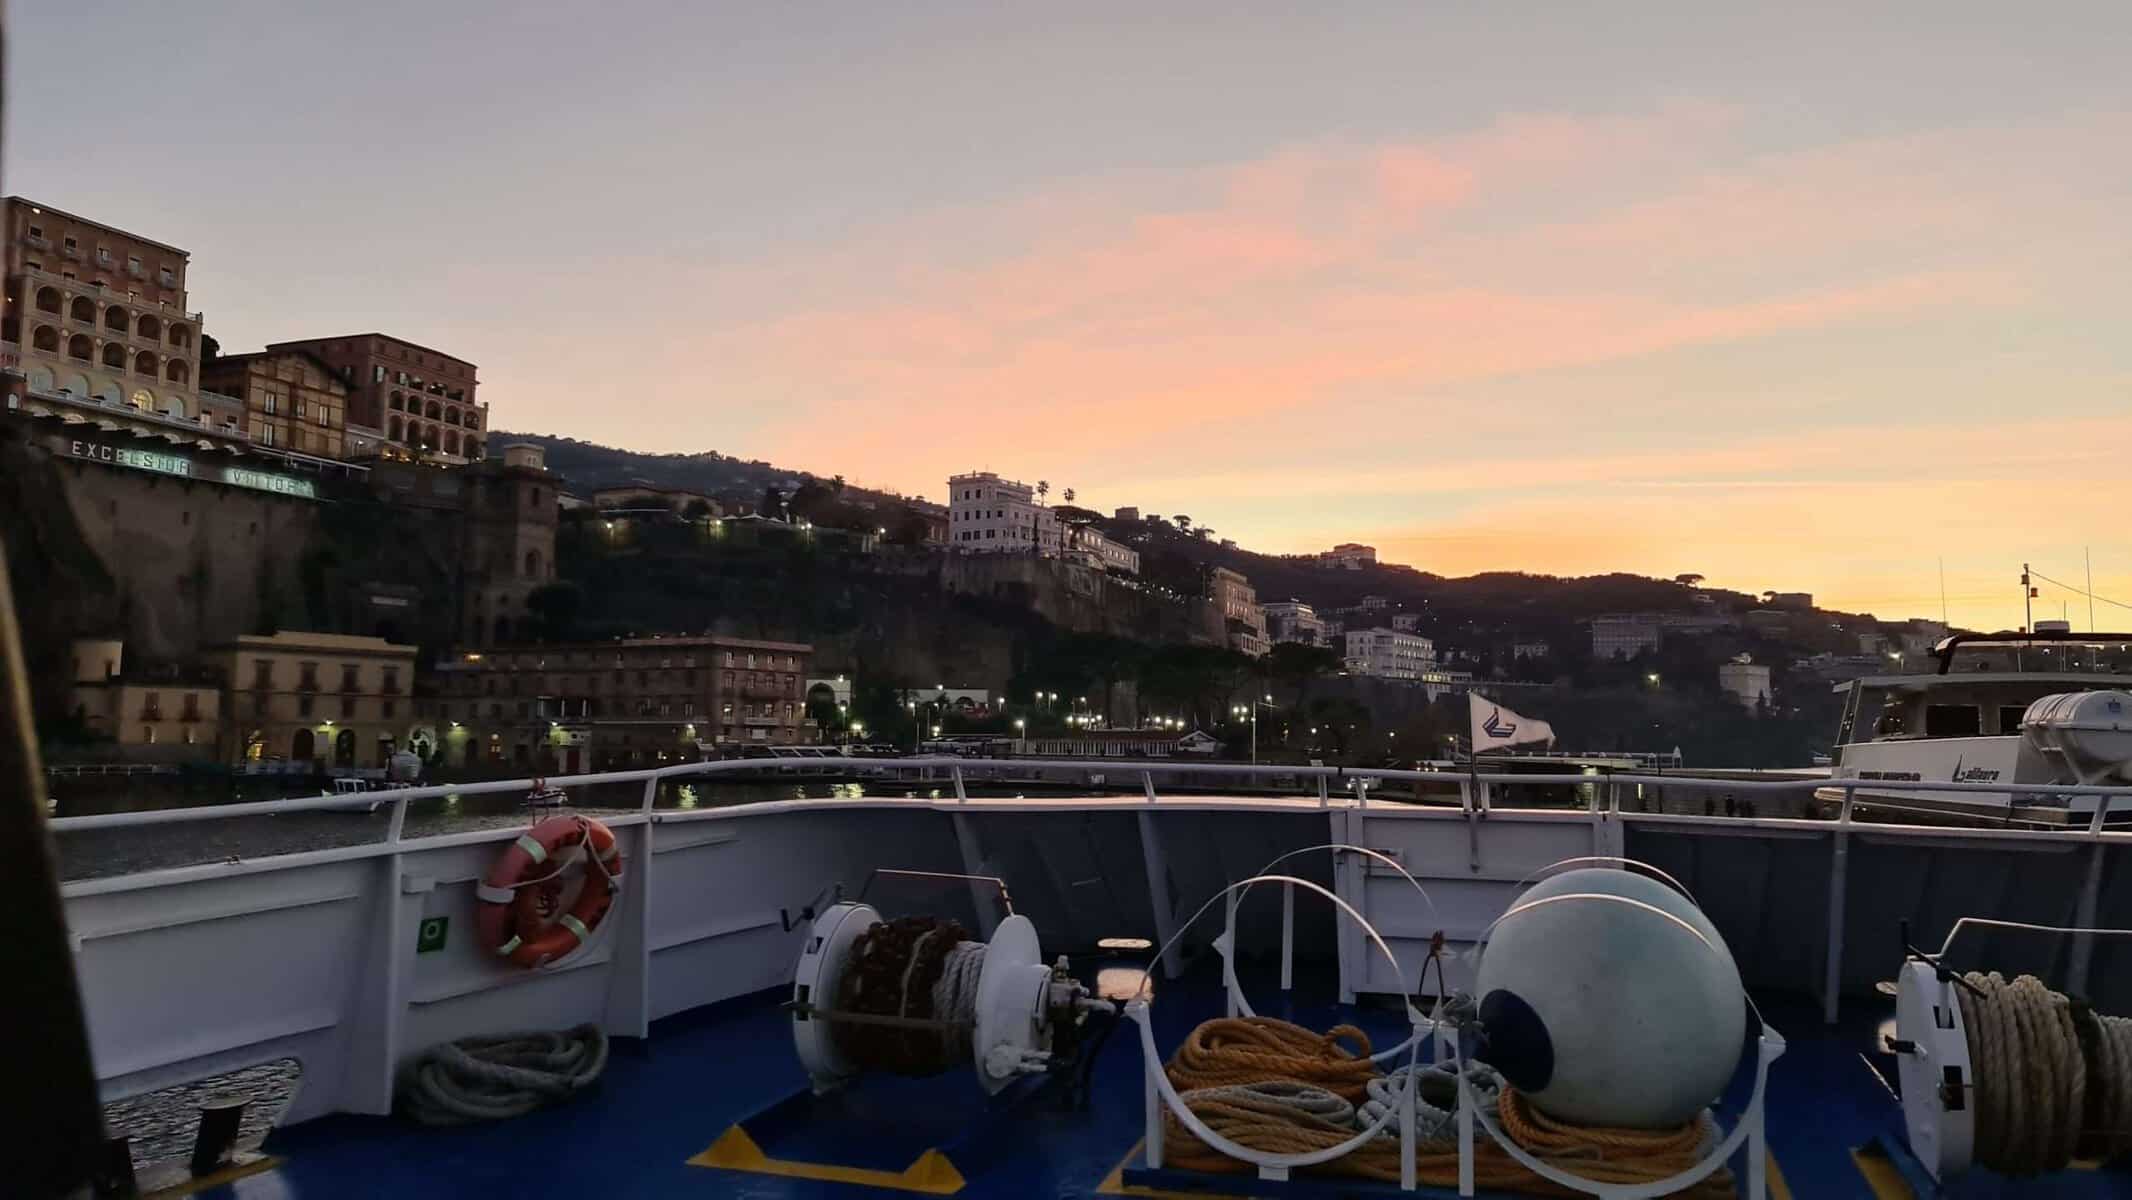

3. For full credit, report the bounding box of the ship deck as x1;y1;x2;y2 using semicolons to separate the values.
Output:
192;962;2127;1200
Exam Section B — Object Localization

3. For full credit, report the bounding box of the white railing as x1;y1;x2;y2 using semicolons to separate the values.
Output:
50;755;2132;1131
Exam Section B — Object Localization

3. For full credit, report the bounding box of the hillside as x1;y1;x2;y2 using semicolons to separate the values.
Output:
488;431;924;514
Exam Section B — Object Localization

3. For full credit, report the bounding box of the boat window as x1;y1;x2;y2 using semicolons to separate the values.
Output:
1997;705;2030;735
1923;704;1981;737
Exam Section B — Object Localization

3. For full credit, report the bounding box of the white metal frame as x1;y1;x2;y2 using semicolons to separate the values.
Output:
46;757;2132;1133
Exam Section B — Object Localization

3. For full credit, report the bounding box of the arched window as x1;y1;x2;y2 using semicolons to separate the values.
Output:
442;430;459;454
389;391;403;411
446;407;461;426
34;287;60;314
168;323;192;349
136;313;161;340
69;296;95;323
32;325;58;352
103;305;128;332
425;400;441;420
133;350;157;375
165;360;189;384
524;549;542;580
66;333;93;361
387;416;402;441
100;342;125;369
291;728;315;760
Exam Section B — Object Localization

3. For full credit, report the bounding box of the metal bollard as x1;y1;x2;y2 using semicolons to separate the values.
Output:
190;1097;249;1178
91;1135;137;1198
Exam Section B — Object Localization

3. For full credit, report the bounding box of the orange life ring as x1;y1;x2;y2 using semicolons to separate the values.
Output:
474;815;624;968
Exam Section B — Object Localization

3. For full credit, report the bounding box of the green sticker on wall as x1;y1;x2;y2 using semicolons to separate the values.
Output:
416;916;449;954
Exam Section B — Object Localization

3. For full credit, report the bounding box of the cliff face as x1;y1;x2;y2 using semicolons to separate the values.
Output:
0;427;486;722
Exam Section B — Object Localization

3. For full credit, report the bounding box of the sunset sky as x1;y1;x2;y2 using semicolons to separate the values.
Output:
15;4;2131;629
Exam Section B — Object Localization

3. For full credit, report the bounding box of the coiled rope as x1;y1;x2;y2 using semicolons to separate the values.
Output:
1158;1015;1735;1197
1955;970;2132;1173
834;915;988;1075
395;1025;608;1126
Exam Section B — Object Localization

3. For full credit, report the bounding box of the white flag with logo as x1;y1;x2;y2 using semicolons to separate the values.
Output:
1470;693;1554;752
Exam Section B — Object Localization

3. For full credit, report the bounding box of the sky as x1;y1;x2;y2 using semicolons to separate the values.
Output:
13;3;2132;630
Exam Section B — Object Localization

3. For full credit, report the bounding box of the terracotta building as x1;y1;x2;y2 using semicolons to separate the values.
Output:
430;635;815;772
200;348;351;458
1;196;206;422
213;631;417;768
264;332;481;462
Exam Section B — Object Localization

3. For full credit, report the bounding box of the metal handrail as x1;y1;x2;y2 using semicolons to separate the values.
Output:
49;754;2132;834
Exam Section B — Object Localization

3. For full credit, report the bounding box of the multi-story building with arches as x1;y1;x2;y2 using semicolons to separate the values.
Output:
2;196;205;422
265;332;482;462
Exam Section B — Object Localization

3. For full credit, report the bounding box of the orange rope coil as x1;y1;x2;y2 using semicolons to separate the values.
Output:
1158;1015;1735;1198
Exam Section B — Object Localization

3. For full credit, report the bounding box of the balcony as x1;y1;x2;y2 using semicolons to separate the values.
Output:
126;263;147;280
60;245;81;261
22;233;48;251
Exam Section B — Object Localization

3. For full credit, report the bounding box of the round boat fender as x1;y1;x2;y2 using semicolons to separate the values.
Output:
475;815;624;968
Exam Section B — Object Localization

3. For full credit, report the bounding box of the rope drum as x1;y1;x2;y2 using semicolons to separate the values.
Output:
1954;970;2132;1174
832;915;989;1075
1158;1015;1736;1197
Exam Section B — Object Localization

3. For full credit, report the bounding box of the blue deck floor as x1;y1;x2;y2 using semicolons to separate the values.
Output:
201;960;2128;1199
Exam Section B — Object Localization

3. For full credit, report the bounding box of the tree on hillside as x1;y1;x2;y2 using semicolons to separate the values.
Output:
1675;573;1705;587
1063;488;1076;504
1266;642;1341;710
681;498;715;521
1175;515;1192;532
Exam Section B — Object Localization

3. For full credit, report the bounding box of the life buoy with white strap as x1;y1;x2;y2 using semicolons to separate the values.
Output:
475;814;624;968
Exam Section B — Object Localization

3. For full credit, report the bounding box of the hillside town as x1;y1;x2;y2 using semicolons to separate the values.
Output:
2;196;1958;780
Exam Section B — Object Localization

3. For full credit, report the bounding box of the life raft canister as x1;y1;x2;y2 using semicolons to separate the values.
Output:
475;815;624;968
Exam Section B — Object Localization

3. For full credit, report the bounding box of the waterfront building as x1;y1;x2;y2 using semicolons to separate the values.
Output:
431;635;815;771
1590;614;1662;659
66;637;223;759
265;333;481;462
1343;628;1436;680
213;632;417;768
1020;727;1219;758
2;196;206;422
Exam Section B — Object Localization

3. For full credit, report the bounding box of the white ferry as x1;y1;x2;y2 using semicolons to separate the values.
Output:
1821;631;2132;824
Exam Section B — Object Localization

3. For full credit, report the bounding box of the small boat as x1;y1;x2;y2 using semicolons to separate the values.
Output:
522;782;570;810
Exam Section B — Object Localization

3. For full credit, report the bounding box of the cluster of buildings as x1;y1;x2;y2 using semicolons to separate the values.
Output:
67;625;819;774
2;195;485;468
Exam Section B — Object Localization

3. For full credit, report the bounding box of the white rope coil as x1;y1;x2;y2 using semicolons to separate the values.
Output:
1954;970;2132;1174
930;940;987;1063
1357;1063;1501;1147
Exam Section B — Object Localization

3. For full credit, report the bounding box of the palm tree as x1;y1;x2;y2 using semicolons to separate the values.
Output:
1063;488;1076;504
1037;480;1050;505
1175;514;1192;533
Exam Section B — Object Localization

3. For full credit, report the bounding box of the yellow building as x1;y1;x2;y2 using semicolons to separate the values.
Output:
213;632;416;768
66;637;223;758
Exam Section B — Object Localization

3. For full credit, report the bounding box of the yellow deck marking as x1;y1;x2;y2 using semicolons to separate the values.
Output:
689;1124;966;1195
143;1156;281;1198
1850;1143;1917;1200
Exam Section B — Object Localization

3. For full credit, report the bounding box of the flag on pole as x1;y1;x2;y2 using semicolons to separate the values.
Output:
1470;693;1555;753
